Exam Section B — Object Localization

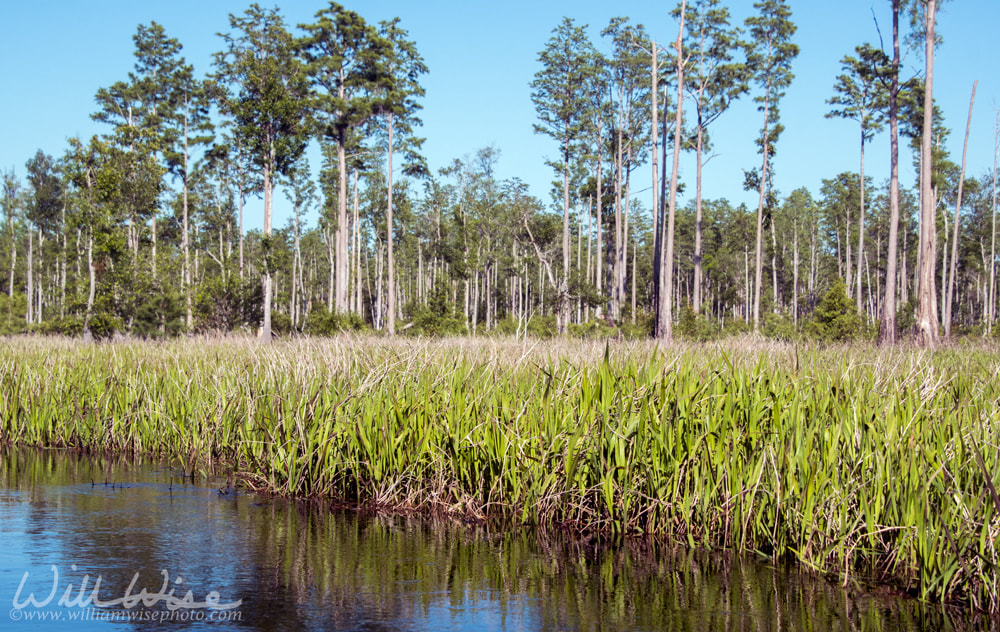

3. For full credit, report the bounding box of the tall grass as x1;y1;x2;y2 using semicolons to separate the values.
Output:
1;334;999;611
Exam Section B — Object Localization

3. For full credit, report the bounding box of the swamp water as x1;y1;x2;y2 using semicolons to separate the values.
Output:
0;448;983;631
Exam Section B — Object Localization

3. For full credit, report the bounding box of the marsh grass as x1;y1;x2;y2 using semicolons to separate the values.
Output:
2;333;1000;611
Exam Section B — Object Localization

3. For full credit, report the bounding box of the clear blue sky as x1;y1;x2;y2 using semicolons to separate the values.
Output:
1;1;997;231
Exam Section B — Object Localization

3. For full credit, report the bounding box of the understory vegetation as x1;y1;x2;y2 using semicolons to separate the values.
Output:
1;336;1000;612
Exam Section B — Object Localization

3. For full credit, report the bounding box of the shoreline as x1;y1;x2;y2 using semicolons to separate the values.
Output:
2;335;999;612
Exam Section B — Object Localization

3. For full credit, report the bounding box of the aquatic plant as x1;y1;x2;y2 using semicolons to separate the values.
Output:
1;334;999;611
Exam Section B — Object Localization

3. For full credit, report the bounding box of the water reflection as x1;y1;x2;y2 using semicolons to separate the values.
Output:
0;448;989;631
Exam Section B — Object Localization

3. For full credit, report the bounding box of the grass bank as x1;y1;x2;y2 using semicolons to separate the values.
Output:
1;334;999;611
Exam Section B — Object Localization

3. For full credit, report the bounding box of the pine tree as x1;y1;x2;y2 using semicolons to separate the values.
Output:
214;4;309;342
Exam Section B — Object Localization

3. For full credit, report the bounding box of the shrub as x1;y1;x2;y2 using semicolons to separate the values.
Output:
526;315;557;339
804;279;863;342
305;308;367;336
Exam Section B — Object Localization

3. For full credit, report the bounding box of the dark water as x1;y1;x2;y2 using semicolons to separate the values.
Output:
0;448;988;631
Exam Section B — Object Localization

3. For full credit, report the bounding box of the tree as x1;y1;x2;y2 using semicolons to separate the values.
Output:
24;151;64;325
678;0;748;315
299;2;385;315
943;82;976;337
374;17;427;335
657;2;687;341
2;170;20;302
878;0;905;345
531;17;590;334
826;44;889;315
745;0;798;332
214;4;309;342
914;0;940;347
602;17;651;323
283;157;317;330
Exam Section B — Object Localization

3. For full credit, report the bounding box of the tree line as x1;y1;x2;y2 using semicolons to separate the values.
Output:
1;0;995;347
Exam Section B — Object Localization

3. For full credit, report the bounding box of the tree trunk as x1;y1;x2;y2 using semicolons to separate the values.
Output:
335;128;349;313
183;130;192;331
856;125;866;313
915;0;938;348
595;152;604;319
753;83;771;332
85;228;95;335
238;181;245;281
560;134;570;334
656;2;685;341
989;109;999;332
650;39;661;316
945;81;977;337
26;228;33;325
387;112;396;335
261;144;274;343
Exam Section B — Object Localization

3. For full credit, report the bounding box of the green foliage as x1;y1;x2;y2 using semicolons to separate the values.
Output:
6;339;1000;610
270;311;292;336
895;297;918;337
677;306;720;341
305;307;366;336
526;315;557;339
568;319;619;339
132;289;185;339
87;313;122;340
0;294;28;336
805;279;863;342
762;311;799;342
403;284;466;337
194;275;262;333
37;316;85;337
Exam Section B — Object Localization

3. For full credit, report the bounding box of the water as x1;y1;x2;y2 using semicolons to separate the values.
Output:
0;448;985;631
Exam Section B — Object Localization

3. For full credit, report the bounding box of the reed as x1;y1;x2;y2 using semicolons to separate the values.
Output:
1;334;999;611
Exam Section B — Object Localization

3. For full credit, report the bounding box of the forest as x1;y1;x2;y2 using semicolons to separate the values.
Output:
0;0;994;347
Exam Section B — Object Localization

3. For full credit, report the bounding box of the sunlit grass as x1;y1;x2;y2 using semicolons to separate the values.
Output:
2;333;1000;611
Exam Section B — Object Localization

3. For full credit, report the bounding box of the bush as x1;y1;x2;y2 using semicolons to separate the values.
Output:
568;319;620;339
762;312;799;342
804;279;863;342
86;313;122;341
526;315;557;339
402;283;467;337
305;307;367;336
37;315;85;337
270;311;292;336
132;289;184;339
676;306;719;341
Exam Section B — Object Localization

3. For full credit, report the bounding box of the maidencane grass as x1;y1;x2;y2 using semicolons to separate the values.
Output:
1;334;999;611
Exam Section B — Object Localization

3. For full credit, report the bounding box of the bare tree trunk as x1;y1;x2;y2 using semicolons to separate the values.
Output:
915;0;938;347
183;119;192;331
595;153;604;319
326;226;335;313
753;75;772;332
261;144;274;343
335;128;349;313
879;0;902;344
7;215;15;299
559;135;570;334
771;210;778;310
238;182;245;281
793;219;799;326
353;169;362;315
650;39;660;316
945;81;977;337
656;2;685;341
990;109;999;332
387;112;396;335
856;124;867;313
26;228;33;324
85;229;95;335
60;202;66;318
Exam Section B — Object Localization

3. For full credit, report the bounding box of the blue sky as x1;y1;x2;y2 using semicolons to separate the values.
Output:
1;1;997;231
